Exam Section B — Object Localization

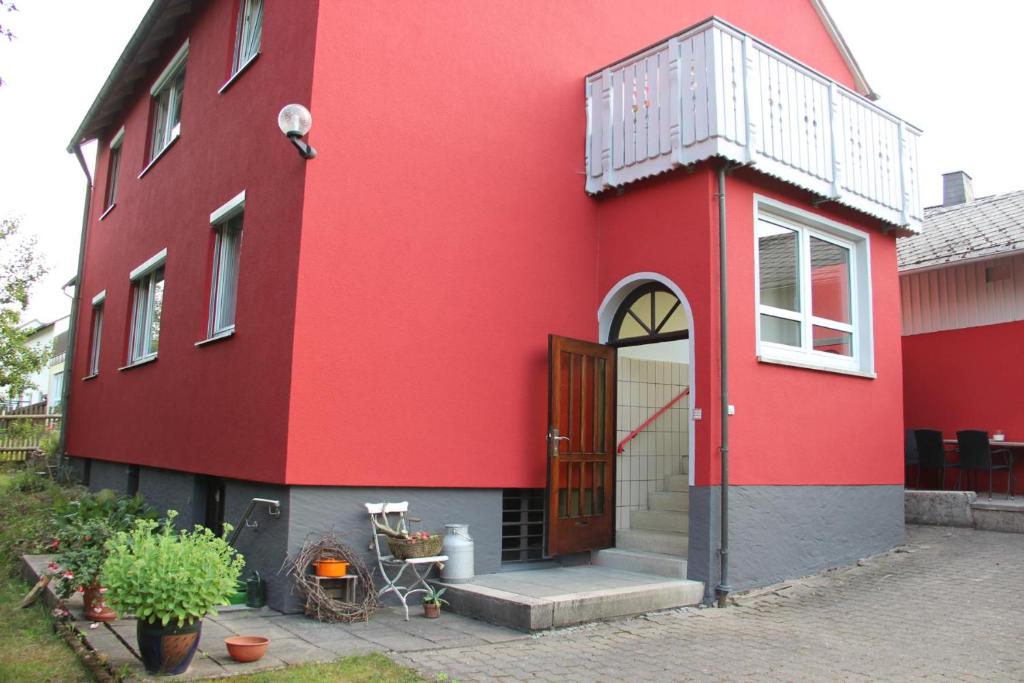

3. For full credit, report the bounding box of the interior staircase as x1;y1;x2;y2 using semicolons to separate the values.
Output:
593;469;689;578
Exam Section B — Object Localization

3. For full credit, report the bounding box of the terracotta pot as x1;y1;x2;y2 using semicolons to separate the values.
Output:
313;559;349;577
82;583;117;623
423;602;441;619
137;618;202;675
224;635;270;663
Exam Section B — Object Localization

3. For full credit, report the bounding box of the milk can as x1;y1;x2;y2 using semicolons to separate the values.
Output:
440;523;474;583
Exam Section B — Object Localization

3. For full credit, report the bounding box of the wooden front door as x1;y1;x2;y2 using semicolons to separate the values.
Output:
546;335;616;556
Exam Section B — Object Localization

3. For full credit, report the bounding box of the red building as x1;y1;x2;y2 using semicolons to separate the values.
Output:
65;0;920;612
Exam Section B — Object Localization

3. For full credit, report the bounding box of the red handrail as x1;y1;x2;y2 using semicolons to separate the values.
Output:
617;387;690;455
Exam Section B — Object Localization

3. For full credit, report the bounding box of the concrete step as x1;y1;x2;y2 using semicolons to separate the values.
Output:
649;490;688;512
440;566;703;631
616;528;689;555
592;547;688;579
666;474;688;492
630;509;688;533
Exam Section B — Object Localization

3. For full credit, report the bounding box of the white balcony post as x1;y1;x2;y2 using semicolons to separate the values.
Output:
601;68;615;189
897;120;909;226
741;34;758;163
669;37;684;165
827;81;843;200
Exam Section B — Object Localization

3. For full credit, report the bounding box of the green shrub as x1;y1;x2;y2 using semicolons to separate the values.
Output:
102;511;245;626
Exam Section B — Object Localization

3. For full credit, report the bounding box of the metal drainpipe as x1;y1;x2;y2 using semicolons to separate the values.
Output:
715;163;732;608
57;144;94;478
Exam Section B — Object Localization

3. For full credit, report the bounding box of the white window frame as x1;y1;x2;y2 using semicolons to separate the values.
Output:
126;249;167;366
753;195;875;377
206;192;245;340
148;41;189;162
87;291;106;376
232;0;263;75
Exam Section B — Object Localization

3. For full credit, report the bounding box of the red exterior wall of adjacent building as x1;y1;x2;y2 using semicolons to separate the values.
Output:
282;0;891;488
903;320;1024;490
65;0;320;483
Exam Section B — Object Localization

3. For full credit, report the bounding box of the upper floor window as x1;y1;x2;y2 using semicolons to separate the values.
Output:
755;197;874;376
103;128;124;213
127;250;167;365
232;0;263;75
149;42;189;162
88;291;105;376
207;192;245;338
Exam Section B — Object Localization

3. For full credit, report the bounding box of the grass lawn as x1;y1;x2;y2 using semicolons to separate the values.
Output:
0;575;94;682
202;653;428;682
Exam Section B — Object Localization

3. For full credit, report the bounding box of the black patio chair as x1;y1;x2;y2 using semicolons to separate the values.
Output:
904;430;919;488
914;429;959;490
956;430;1013;499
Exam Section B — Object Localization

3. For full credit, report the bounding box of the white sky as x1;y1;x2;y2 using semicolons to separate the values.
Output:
1;0;1021;324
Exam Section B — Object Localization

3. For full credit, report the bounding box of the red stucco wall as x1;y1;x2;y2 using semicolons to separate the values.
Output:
723;172;904;487
284;0;871;487
903;320;1024;445
67;0;883;488
65;0;320;482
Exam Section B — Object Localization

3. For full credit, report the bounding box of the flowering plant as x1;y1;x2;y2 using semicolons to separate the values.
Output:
50;489;155;598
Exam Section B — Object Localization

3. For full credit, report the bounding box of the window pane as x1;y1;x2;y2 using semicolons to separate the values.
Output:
148;270;164;355
150;91;169;157
760;314;800;347
106;147;121;208
810;236;851;324
214;220;242;331
169;70;185;131
132;281;149;360
628;293;653;332
617;312;647;340
758;220;800;312
812;325;852;356
90;305;103;374
237;0;263;67
660;304;687;333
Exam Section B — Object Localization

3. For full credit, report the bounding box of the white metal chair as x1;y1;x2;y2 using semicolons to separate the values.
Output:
365;502;448;620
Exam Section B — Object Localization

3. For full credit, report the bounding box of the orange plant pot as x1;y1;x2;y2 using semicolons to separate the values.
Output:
224;636;269;663
313;559;349;577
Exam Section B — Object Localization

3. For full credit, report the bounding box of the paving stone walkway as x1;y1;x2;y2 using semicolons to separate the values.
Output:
395;525;1024;681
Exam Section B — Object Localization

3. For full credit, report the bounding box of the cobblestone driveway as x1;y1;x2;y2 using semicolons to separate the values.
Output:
396;525;1024;681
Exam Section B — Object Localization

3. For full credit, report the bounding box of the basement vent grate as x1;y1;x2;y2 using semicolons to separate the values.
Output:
501;489;545;563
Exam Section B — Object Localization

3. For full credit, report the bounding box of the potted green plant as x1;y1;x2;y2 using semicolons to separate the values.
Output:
422;585;448;619
51;489;155;622
102;511;245;675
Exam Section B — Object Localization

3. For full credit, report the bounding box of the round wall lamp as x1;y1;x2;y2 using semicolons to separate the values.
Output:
278;104;317;160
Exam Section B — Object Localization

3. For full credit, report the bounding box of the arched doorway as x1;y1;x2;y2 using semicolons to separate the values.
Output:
599;274;694;558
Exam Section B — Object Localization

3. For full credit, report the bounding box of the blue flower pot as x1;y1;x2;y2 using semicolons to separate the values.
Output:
136;618;203;675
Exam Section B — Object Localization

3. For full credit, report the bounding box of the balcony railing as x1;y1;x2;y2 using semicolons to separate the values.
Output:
585;18;922;233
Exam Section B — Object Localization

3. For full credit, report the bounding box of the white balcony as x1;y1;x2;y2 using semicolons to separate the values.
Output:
585;18;923;233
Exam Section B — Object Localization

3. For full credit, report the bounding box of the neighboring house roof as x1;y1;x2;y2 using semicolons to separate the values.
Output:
897;190;1024;271
67;0;192;150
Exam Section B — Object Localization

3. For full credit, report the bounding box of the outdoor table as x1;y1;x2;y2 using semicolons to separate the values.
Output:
943;439;1024;496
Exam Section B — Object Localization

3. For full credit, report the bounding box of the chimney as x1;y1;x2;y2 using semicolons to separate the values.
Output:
942;171;974;206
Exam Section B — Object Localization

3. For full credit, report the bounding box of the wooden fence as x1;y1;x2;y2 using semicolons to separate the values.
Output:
0;411;61;462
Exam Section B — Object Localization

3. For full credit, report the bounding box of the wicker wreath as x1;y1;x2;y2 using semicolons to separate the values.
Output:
284;530;379;623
